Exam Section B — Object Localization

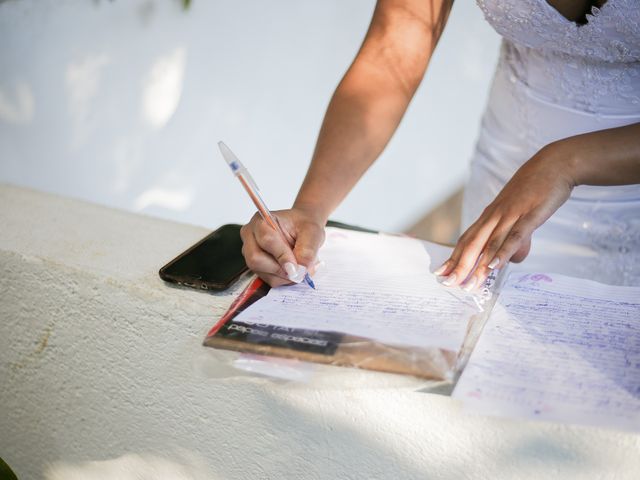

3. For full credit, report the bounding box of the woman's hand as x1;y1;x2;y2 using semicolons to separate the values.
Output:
238;0;455;289
436;122;640;290
435;143;576;290
240;207;326;287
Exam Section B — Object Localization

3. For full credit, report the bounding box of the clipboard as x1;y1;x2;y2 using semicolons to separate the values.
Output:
203;222;503;380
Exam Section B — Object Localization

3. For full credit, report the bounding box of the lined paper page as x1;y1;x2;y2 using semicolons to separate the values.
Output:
453;272;640;432
233;228;477;351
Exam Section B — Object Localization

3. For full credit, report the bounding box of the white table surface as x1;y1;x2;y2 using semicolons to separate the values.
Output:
1;184;638;480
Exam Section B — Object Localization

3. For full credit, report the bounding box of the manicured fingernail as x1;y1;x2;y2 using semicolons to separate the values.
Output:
434;263;448;276
442;273;457;286
284;262;307;283
284;262;297;277
488;257;500;269
463;277;477;292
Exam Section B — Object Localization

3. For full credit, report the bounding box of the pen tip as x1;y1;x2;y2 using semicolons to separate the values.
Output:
305;273;316;290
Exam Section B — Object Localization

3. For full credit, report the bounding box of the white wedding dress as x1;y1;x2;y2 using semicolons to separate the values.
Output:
463;0;640;285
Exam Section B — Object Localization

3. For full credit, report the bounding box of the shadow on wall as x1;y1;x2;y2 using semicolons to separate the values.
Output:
0;0;200;216
0;0;501;233
406;186;464;245
42;388;594;480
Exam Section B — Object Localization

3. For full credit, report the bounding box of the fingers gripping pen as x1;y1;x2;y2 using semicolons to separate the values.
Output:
218;141;316;289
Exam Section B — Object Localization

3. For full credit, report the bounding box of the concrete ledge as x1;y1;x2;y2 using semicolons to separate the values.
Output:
1;184;639;480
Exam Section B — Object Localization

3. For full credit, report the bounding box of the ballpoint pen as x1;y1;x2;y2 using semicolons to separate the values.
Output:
218;141;316;289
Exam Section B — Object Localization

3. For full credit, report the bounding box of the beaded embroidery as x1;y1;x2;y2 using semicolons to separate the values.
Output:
476;0;640;113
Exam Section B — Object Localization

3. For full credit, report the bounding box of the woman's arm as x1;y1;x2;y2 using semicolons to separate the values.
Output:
436;122;640;290
242;0;453;286
565;122;640;186
294;0;453;220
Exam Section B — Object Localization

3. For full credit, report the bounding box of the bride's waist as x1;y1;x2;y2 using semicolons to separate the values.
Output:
483;55;640;154
477;66;640;203
498;41;640;116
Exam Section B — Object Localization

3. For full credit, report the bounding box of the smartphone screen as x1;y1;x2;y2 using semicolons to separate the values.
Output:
159;224;248;291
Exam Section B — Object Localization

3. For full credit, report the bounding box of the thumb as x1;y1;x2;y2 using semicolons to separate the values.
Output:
293;223;325;269
270;238;307;285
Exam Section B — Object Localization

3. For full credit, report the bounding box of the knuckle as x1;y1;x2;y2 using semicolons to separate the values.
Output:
451;266;467;280
480;203;496;217
445;261;457;273
296;247;316;265
456;258;474;272
508;229;524;243
448;261;465;276
528;211;545;227
458;235;481;253
260;232;279;252
486;238;502;253
246;251;263;268
255;216;272;233
240;224;249;240
451;244;464;260
275;250;292;265
475;267;489;280
260;228;280;246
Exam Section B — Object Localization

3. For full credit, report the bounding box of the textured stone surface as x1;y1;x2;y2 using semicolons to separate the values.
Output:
1;184;639;480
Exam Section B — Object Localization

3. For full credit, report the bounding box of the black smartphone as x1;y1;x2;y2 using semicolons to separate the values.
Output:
159;224;248;291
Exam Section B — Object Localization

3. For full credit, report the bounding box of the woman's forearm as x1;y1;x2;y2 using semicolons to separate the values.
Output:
293;62;422;221
294;0;453;222
557;122;640;187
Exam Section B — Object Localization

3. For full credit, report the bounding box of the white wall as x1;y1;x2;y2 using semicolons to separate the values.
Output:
0;0;499;232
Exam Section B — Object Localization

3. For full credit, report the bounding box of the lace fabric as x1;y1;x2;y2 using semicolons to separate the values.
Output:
476;0;640;59
476;0;640;114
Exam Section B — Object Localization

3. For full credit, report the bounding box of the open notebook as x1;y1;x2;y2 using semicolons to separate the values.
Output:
204;227;640;432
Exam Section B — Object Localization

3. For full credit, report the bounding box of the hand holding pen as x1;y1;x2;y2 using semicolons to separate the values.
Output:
219;141;317;289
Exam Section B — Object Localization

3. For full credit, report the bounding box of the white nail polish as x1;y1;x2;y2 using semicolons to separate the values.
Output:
442;273;457;286
434;263;447;276
463;277;477;292
284;262;307;283
284;262;297;277
488;258;500;269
